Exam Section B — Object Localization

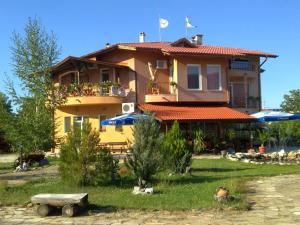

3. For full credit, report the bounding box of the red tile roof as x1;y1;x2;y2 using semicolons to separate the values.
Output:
121;42;277;58
82;40;277;58
139;104;255;121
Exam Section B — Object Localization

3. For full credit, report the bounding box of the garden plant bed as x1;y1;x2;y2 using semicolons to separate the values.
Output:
227;150;300;165
0;159;300;210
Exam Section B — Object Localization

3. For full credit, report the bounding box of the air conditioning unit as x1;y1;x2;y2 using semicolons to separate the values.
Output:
156;60;168;69
122;102;135;114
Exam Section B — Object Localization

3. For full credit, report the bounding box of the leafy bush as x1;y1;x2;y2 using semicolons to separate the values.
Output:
125;113;164;188
164;121;192;174
59;122;117;186
193;129;205;154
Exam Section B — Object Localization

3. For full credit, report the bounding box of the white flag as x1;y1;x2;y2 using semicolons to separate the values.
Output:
186;17;196;28
159;18;169;28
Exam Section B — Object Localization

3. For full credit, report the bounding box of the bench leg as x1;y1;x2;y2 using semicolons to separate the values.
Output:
62;204;78;217
37;204;51;217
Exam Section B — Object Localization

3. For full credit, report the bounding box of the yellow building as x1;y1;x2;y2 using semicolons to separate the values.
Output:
51;33;277;152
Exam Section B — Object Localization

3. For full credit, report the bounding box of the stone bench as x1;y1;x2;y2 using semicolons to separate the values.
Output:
31;193;88;217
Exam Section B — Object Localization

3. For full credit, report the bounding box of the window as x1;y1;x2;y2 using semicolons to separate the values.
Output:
99;115;107;132
207;65;221;91
64;117;71;133
100;69;109;82
187;64;201;90
115;125;123;132
156;60;168;69
73;116;88;130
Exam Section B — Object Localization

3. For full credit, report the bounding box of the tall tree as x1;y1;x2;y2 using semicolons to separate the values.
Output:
0;92;13;152
281;89;300;113
7;17;61;155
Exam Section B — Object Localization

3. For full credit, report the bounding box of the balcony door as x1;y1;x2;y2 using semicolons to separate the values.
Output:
230;82;246;107
100;69;110;82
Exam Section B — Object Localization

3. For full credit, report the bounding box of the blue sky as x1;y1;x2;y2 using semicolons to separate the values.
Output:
0;0;299;108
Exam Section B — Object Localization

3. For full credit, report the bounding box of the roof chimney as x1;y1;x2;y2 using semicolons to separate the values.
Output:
139;32;145;43
105;43;110;48
192;34;203;45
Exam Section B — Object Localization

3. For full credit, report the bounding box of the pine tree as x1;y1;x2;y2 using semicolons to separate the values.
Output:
125;113;164;188
164;121;192;174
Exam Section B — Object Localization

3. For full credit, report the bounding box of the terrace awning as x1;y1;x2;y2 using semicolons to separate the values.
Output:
101;113;148;126
139;104;255;121
251;111;300;122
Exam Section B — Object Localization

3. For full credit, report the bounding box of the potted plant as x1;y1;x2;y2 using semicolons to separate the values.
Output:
193;129;205;154
226;129;236;154
170;81;177;87
146;80;155;93
99;81;112;95
258;129;269;154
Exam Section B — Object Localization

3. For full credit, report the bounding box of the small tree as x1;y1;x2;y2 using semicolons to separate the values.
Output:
193;129;205;154
164;121;192;174
59;122;117;186
125;113;164;188
226;129;236;148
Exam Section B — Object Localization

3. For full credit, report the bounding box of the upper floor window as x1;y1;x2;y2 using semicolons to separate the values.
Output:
207;65;221;91
187;64;201;90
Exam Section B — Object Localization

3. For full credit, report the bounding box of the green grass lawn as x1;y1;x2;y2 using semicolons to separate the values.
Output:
0;158;300;210
0;162;14;174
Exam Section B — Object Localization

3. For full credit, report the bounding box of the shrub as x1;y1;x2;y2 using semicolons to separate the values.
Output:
164;121;192;174
125;113;164;188
59;121;117;186
193;129;205;154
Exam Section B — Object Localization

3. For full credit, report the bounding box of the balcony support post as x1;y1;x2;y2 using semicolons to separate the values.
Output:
244;76;248;109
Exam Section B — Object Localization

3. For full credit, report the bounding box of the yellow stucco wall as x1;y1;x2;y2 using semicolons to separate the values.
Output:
54;104;134;152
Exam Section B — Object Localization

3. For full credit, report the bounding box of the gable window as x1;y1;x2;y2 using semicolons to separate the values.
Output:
187;64;201;90
73;116;88;130
207;65;221;91
64;117;71;133
99;115;107;132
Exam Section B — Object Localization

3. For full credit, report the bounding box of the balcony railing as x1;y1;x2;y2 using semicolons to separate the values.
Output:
56;82;127;98
145;82;176;95
230;61;255;72
230;96;260;108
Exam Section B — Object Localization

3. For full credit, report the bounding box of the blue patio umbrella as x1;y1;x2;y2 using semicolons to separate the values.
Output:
251;111;300;123
101;113;148;126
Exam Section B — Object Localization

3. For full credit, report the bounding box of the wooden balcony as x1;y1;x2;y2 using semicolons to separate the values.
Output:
58;83;127;107
144;82;177;103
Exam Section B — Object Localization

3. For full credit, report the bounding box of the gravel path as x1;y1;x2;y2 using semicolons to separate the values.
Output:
1;174;300;224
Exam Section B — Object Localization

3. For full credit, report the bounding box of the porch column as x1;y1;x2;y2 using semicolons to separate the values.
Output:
77;71;80;84
244;75;247;108
112;68;116;83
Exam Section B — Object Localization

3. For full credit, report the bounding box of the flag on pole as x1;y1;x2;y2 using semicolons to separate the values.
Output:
185;17;196;28
159;18;169;28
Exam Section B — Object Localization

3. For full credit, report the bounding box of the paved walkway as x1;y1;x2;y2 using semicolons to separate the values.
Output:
1;174;300;224
0;165;58;186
